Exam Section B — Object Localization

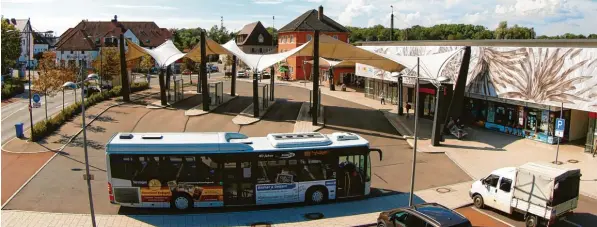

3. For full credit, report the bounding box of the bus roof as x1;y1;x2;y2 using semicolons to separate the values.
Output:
106;132;369;154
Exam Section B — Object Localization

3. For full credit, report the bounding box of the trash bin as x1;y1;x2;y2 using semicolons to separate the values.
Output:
15;123;24;138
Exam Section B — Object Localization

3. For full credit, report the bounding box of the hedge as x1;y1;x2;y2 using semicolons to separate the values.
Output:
30;82;149;142
1;79;26;100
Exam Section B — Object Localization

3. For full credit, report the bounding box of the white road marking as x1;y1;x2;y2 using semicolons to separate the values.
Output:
563;219;582;227
471;207;515;227
1;107;26;121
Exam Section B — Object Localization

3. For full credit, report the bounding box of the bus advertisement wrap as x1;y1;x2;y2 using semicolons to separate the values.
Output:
256;183;299;205
139;184;223;203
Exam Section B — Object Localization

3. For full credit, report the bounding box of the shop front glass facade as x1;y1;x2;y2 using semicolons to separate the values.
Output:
364;78;399;104
464;96;571;144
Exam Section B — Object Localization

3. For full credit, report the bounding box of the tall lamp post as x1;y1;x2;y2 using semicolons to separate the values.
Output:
62;73;99;227
393;58;450;206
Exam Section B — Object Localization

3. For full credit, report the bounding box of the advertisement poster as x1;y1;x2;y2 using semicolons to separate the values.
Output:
256;183;299;205
540;110;549;132
140;184;223;203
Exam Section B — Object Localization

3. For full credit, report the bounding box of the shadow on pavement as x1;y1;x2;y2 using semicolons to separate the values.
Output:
210;96;253;116
324;106;399;136
116;189;419;223
323;125;403;141
440;143;506;152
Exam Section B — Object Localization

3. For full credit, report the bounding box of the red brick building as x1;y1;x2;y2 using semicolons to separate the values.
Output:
277;6;352;84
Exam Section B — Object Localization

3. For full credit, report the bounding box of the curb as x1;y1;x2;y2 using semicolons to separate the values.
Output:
1;92;156;209
184;95;238;116
232;100;278;125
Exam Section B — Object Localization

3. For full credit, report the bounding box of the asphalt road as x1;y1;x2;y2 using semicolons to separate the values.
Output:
1;88;81;144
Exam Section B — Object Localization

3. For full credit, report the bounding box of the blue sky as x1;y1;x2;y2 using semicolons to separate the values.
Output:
2;0;597;37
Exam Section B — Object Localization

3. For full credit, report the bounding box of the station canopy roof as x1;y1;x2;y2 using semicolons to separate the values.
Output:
184;39;233;62
126;39;185;68
222;34;405;72
304;57;355;68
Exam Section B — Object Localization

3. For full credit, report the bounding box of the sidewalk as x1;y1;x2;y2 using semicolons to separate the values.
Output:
0;181;473;227
382;104;597;199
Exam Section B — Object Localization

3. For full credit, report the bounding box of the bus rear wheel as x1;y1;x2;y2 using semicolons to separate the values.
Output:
171;193;193;211
306;187;327;205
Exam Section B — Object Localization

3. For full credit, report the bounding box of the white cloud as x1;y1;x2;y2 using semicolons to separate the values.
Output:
337;0;375;26
367;18;377;27
106;4;178;10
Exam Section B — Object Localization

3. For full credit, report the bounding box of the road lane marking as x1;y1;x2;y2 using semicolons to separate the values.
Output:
1;107;26;121
471;207;515;227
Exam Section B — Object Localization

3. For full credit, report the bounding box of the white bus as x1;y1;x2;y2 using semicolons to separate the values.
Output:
106;132;383;210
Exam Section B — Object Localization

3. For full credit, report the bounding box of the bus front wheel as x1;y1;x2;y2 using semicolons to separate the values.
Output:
171;193;193;211
306;187;328;205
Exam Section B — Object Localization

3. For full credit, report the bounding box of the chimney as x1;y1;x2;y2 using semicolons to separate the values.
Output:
318;5;323;21
111;15;118;23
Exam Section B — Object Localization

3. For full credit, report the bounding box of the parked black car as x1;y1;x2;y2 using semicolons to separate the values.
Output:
84;86;101;97
377;203;472;227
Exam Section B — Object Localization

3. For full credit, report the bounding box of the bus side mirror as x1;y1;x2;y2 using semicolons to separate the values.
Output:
370;148;383;161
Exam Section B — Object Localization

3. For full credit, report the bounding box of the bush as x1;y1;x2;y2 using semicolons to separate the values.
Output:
1;79;25;100
29;83;150;141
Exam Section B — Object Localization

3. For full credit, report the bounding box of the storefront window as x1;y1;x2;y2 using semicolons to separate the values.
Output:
526;109;541;132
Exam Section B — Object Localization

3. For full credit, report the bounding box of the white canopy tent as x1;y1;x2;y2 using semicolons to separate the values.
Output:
358;46;463;86
221;34;404;73
222;40;311;72
304;57;355;68
125;39;186;68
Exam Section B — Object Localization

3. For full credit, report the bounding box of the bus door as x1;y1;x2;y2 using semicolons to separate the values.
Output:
223;161;255;205
337;154;367;198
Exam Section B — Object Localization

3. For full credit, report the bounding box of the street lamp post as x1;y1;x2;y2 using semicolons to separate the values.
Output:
393;58;450;206
62;73;99;227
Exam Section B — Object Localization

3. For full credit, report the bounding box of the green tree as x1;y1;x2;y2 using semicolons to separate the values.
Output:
95;47;120;85
266;27;278;46
1;18;21;75
139;55;153;74
34;52;60;120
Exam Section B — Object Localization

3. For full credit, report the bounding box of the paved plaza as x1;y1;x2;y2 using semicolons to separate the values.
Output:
1;78;596;226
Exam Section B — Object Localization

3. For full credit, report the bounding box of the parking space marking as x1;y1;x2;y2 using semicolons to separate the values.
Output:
471;207;515;227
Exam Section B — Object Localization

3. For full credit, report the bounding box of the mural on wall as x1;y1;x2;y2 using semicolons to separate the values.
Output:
467;47;597;112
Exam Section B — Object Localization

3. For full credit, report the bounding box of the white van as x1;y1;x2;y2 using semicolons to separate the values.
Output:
469;162;581;227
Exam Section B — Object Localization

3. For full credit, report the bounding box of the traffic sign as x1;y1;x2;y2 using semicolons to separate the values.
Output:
555;118;565;138
32;93;41;103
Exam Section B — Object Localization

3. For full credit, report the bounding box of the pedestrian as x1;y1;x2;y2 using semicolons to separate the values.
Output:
406;102;411;118
380;91;386;105
146;73;151;84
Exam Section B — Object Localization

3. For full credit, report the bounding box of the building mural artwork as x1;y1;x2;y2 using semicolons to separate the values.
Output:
356;45;597;145
467;47;597;113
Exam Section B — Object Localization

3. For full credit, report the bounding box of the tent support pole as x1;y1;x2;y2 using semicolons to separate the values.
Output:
312;30;320;126
200;30;209;111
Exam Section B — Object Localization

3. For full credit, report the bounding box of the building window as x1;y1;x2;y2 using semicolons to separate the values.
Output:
251;48;255;53
333;35;338;40
258;34;264;43
259;48;262;53
82;50;85;54
290;35;294;43
70;51;73;54
61;51;64;54
307;34;312;41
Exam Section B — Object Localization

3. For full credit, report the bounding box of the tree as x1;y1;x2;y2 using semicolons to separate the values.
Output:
266;27;278;46
34;52;60;120
1;18;21;75
207;25;234;44
139;55;153;75
95;47;120;85
495;21;508;39
56;62;77;110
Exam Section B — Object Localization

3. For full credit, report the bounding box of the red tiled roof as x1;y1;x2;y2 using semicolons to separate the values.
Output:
56;20;171;51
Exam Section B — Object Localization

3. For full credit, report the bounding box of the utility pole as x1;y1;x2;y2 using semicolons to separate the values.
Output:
27;27;34;140
390;5;394;41
408;57;421;207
